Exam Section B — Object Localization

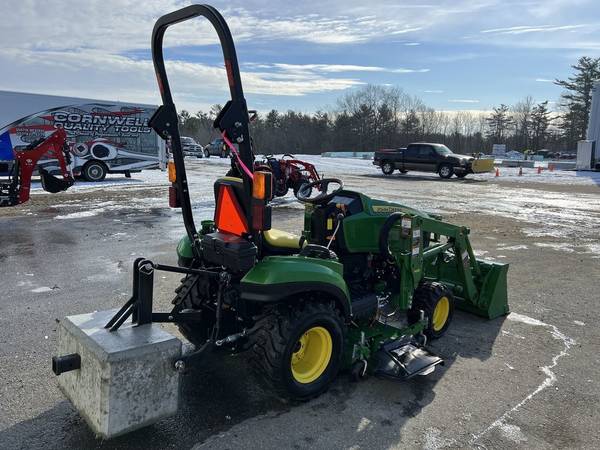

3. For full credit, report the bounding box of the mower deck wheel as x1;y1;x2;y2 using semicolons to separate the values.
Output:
408;281;454;339
250;301;345;400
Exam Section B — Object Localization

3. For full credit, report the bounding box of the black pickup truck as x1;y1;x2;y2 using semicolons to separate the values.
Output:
373;143;494;179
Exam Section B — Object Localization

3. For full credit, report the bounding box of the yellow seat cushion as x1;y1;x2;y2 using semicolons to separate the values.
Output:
263;229;302;249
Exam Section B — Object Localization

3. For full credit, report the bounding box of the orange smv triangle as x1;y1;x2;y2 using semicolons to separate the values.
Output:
215;184;248;236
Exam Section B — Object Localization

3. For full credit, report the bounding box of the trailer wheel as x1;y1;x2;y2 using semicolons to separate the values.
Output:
250;301;345;400
381;161;395;175
408;282;454;339
438;164;454;179
82;160;107;182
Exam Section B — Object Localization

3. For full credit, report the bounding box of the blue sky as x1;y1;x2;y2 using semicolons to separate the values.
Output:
0;0;599;113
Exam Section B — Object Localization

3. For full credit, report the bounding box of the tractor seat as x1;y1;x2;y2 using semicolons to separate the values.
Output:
264;229;302;249
261;228;304;256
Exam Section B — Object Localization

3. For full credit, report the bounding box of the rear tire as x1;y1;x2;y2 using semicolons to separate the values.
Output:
82;160;107;182
438;164;454;179
408;281;454;339
250;302;345;400
381;161;395;175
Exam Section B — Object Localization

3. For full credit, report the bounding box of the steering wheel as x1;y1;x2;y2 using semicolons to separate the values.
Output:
295;178;344;204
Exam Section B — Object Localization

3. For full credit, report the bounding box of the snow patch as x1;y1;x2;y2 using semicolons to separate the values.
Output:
497;244;528;251
55;209;105;220
499;423;527;443
423;427;457;450
534;242;575;253
31;286;53;293
472;312;575;444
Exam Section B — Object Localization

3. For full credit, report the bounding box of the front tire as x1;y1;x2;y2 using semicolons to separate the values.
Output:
381;161;395;175
408;281;454;339
438;164;454;179
204;149;210;158
250;302;345;400
82;160;107;182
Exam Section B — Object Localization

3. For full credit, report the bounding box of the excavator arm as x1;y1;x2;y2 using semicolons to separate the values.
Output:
0;128;74;207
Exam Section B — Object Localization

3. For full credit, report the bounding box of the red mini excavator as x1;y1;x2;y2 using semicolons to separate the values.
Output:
0;128;74;207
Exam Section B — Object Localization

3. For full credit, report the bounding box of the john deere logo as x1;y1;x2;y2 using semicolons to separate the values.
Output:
372;205;404;214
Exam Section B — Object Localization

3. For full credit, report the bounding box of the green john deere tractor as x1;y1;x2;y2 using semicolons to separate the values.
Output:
106;4;509;400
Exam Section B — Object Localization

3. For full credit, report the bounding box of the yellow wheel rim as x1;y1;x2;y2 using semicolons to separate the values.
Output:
432;296;450;331
291;326;332;384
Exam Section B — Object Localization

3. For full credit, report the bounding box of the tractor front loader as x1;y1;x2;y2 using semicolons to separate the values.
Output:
52;4;509;438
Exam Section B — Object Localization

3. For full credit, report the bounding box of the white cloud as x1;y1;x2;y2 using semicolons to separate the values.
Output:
536;78;555;82
481;24;587;35
404;42;421;46
246;63;429;74
448;99;480;103
424;90;444;93
0;49;365;112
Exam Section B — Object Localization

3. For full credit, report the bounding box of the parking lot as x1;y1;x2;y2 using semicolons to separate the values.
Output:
1;158;599;449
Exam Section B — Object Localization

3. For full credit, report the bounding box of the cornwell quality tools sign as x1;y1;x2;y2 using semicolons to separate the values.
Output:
52;109;152;135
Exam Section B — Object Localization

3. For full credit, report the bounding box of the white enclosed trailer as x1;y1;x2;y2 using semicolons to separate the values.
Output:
0;90;166;181
578;81;600;171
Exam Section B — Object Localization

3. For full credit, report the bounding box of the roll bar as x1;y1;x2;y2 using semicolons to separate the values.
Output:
148;5;254;251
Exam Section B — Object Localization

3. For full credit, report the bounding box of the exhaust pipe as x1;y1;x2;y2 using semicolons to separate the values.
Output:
52;353;81;375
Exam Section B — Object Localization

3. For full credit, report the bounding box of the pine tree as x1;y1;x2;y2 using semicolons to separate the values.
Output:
555;56;600;145
486;104;513;143
529;101;552;151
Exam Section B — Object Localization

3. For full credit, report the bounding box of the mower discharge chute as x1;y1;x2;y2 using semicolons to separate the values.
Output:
0;128;74;207
52;4;508;437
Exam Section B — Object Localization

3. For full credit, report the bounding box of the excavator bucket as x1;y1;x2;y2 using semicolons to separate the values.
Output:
40;169;74;194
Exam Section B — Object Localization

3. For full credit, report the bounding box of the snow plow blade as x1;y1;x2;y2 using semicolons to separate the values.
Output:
471;158;495;173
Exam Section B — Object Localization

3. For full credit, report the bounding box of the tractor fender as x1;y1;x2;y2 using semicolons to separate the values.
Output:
240;256;351;319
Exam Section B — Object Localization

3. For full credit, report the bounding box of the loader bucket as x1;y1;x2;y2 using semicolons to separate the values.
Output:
458;260;509;319
426;257;509;320
471;158;495;173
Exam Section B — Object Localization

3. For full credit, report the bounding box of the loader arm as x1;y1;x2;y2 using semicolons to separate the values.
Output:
383;213;509;319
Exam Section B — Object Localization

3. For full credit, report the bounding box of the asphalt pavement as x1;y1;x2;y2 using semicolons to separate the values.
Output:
1;164;599;449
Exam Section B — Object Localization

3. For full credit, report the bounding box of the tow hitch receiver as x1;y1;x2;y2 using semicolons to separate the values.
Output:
374;337;444;381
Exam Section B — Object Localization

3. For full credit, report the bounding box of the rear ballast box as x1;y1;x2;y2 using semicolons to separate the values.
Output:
53;309;182;438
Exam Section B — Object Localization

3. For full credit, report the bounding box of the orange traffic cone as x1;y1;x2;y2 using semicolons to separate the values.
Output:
537;166;542;174
495;167;500;177
518;167;523;176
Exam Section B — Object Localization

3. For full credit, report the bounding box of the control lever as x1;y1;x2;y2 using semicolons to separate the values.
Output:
326;213;345;250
